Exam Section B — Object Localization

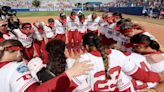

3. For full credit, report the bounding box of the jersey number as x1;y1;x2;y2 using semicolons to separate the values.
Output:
94;66;121;91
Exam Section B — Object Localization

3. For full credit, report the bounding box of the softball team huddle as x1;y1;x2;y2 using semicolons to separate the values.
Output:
0;11;164;92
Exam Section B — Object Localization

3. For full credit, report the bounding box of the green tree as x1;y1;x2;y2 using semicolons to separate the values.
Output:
32;0;41;8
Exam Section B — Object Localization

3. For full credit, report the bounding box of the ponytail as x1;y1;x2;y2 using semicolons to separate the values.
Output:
149;40;160;51
94;36;110;79
83;32;110;79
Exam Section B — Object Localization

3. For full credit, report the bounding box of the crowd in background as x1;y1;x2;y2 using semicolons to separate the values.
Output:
0;0;74;8
102;0;164;8
0;0;32;8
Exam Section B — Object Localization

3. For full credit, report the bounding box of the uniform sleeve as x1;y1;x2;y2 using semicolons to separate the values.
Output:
72;55;89;85
121;57;139;75
111;50;139;75
25;72;71;92
117;71;132;92
131;68;160;83
66;58;76;69
44;26;54;38
66;57;91;92
10;63;36;92
111;50;161;83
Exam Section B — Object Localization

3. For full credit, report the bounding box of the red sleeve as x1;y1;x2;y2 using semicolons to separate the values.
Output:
131;68;160;82
0;37;5;42
25;72;71;92
67;80;78;91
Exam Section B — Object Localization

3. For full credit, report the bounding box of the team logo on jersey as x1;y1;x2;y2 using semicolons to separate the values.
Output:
17;64;29;73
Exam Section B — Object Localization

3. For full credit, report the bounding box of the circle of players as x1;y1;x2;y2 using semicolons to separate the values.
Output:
1;8;164;91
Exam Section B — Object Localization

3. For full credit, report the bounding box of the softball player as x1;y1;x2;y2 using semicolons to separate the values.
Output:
54;13;67;42
0;20;17;42
32;22;48;63
13;23;35;60
71;32;164;92
67;11;79;54
131;34;164;73
87;12;101;35
0;39;93;92
124;52;158;91
44;18;56;42
77;14;87;53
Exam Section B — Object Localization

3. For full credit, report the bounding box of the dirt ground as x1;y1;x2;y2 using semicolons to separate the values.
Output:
19;16;164;47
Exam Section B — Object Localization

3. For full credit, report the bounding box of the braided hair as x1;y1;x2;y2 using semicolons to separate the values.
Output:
83;32;110;79
46;39;67;76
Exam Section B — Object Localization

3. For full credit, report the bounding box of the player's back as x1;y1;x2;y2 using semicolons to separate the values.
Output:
126;52;157;90
145;53;164;73
73;49;132;91
0;61;35;92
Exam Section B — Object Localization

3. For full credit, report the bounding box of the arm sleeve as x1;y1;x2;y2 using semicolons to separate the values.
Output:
130;68;161;83
72;55;89;85
117;71;132;92
112;50;139;75
113;50;161;83
25;72;71;92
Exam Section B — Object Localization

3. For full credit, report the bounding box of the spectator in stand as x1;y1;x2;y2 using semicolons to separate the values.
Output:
159;9;164;19
142;7;148;17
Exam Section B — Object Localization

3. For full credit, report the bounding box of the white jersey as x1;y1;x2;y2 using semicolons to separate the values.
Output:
126;52;157;90
87;15;101;31
145;53;164;73
3;31;17;40
44;25;55;38
72;49;138;92
67;16;79;31
77;20;88;33
55;20;67;34
32;25;44;41
0;61;36;92
13;29;33;48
